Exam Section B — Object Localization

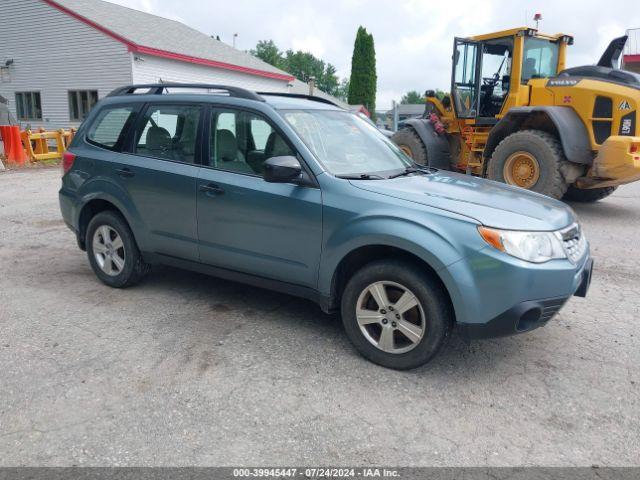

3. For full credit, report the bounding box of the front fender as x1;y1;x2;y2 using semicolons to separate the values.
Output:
404;118;452;169
487;106;593;165
318;213;479;324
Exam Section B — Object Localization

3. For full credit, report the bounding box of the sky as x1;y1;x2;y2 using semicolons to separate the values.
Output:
108;0;640;110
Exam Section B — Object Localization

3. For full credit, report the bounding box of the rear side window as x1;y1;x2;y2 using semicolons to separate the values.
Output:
134;104;202;163
86;106;136;150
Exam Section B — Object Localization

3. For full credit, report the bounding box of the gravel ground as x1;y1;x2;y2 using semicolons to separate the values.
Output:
0;167;638;466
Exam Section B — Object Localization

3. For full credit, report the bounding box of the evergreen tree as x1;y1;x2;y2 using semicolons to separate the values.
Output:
348;26;377;119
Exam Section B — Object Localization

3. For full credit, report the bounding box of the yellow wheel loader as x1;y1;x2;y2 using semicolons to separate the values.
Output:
391;27;640;201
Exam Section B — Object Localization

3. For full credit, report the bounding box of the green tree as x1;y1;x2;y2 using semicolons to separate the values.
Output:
333;78;350;102
250;40;343;98
249;40;285;70
400;90;424;104
434;89;447;101
348;26;377;119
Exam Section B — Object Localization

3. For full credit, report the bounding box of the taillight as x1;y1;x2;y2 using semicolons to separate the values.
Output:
631;144;639;154
62;151;76;174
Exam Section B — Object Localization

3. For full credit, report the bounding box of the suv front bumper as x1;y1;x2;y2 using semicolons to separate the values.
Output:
458;257;593;339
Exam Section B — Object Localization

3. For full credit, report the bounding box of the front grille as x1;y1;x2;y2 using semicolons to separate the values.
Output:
558;223;587;263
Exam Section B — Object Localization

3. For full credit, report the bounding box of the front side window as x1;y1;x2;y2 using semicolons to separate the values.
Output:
282;109;411;177
15;91;42;120
69;90;99;121
134;104;201;163
86;106;136;150
522;38;560;83
209;109;294;175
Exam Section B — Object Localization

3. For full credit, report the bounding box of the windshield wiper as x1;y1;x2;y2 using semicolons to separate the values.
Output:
388;167;422;179
388;165;436;179
336;173;385;180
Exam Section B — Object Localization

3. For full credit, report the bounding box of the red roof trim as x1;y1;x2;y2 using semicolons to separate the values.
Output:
131;45;294;81
42;0;295;82
623;54;640;64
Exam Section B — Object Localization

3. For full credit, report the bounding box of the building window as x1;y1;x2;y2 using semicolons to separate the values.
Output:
68;90;98;121
15;92;42;120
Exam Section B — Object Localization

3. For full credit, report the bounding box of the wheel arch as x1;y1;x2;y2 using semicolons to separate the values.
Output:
76;193;143;252
327;244;457;323
400;119;452;169
484;107;593;172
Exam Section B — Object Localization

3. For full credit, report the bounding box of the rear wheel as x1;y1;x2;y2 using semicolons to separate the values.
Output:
563;185;617;202
391;128;428;165
86;211;149;288
488;130;568;199
340;259;452;370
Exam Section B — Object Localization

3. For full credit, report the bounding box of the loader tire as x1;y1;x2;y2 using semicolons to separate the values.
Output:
487;130;568;199
563;185;617;202
392;128;428;165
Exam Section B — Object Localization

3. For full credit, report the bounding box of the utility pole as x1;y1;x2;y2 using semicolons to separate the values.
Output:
308;77;316;96
392;100;399;132
233;33;238;49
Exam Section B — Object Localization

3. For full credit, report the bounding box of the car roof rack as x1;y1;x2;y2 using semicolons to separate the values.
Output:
257;92;343;108
106;83;265;102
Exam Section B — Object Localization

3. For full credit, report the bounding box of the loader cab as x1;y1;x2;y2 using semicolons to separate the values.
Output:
451;28;569;122
452;37;514;120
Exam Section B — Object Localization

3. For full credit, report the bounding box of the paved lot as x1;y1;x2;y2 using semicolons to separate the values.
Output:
0;167;638;466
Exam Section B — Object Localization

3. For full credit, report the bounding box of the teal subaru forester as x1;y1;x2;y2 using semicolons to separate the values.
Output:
59;84;592;369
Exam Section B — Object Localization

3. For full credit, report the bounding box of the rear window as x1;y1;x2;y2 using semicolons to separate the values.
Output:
86;106;136;150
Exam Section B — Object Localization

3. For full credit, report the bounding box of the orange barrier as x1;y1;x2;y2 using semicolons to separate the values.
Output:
0;125;28;165
59;128;76;150
20;128;76;162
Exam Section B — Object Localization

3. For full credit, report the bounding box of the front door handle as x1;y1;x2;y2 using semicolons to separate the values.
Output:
199;183;225;195
116;167;134;178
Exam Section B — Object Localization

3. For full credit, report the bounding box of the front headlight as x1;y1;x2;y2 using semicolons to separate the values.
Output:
478;226;566;263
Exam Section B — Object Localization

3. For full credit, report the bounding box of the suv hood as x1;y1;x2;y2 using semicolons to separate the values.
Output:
350;170;575;231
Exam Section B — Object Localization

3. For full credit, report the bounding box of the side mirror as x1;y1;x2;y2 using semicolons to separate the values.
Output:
263;155;303;183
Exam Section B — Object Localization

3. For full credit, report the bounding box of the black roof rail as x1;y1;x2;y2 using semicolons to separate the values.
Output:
106;83;265;102
257;92;344;108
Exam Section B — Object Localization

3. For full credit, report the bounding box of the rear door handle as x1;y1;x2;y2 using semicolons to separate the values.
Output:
116;167;134;178
199;183;225;195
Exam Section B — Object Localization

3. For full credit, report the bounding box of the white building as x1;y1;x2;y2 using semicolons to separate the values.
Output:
0;0;335;130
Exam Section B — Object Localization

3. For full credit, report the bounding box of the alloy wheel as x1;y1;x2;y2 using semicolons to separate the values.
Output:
92;225;126;276
355;281;426;354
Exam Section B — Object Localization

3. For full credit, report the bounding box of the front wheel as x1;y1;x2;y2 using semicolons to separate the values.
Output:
340;260;453;370
563;185;617;202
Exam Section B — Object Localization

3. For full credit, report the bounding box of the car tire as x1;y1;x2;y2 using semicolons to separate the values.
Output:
563;185;617;202
391;127;428;165
340;259;453;370
487;130;568;199
86;210;149;288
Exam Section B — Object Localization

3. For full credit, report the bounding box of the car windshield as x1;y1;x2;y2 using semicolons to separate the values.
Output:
282;109;412;177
